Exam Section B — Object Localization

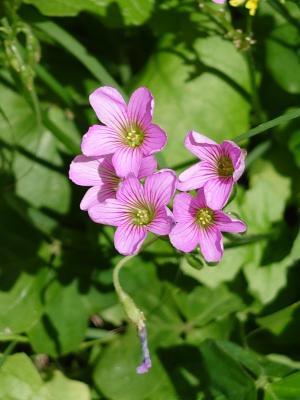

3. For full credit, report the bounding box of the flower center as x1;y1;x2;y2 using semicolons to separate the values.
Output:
132;208;152;226
125;125;144;148
217;155;234;177
195;208;214;228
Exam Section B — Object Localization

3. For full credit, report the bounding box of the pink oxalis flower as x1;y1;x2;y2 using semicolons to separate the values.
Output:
170;188;246;262
69;154;156;211
88;170;176;255
81;86;167;178
177;131;246;210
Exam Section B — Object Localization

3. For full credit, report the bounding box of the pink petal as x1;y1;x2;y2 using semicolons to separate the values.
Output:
114;223;147;255
177;161;217;191
88;198;129;226
89;86;128;131
140;124;167;155
81;125;122;157
128;87;154;127
204;177;233;210
80;185;116;211
116;174;144;206
185;131;221;162
138;155;157;179
144;169;177;208
222;141;246;181
112;146;143;178
199;227;223;262
69;155;103;186
212;0;226;4
234;149;247;181
172;193;194;222
193;188;208;209
147;207;173;235
214;211;247;233
169;221;199;253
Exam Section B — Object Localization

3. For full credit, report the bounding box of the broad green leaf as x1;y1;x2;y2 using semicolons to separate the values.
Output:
133;35;250;165
28;281;89;356
266;24;300;94
28;0;154;25
200;340;257;400
264;372;300;400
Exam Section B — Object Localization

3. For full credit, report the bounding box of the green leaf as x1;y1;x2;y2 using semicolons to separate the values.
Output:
200;340;257;400
0;353;90;400
133;35;250;166
266;24;300;94
264;372;300;400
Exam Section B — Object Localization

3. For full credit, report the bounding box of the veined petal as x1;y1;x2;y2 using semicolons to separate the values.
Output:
81;125;122;157
199;227;223;262
128;87;154;127
112;146;143;178
144;169;177;208
173;192;194;222
138;155;157;179
185;131;221;162
89;86;128;131
114;223;147;255
193;188;208;209
177;161;217;191
141;124;167;155
147;207;173;235
80;185;116;211
233;149;247;181
169;221;199;253
214;211;247;233
116;174;145;206
222;141;246;181
88;198;129;226
204;177;233;210
69;155;103;186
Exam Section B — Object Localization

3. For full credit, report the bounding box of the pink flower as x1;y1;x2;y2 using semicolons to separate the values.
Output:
69;154;157;211
81;86;167;178
177;131;246;209
88;170;177;255
170;189;246;262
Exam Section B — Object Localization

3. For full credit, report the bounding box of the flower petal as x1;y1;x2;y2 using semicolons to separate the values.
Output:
81;125;122;157
222;141;246;181
172;192;194;222
89;86;128;131
141;124;167;155
138;155;157;179
80;185;116;211
233;148;246;181
185;131;221;162
214;211;247;233
128;87;154;127
69;155;103;186
88;198;129;226
199;227;223;262
144;169;177;208
114;223;147;255
148;207;174;235
204;177;234;210
169;221;199;253
116;174;144;206
112;147;143;178
177;161;217;191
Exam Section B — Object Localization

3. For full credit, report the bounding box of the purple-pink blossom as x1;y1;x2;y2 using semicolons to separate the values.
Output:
81;86;167;178
177;131;246;210
170;188;246;262
88;170;176;255
69;154;156;211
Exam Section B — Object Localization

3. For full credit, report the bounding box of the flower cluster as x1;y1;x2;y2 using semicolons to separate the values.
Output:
212;0;259;16
69;86;247;263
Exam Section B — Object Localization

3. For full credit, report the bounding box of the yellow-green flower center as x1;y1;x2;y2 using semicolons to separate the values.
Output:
125;125;144;148
196;208;214;228
217;155;234;177
132;208;152;226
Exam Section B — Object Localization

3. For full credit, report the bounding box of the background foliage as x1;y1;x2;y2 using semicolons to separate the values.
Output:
0;0;300;399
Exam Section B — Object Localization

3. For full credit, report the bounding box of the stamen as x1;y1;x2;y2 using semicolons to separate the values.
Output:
217;155;234;177
136;323;152;374
196;208;214;228
124;125;144;147
132;208;152;225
